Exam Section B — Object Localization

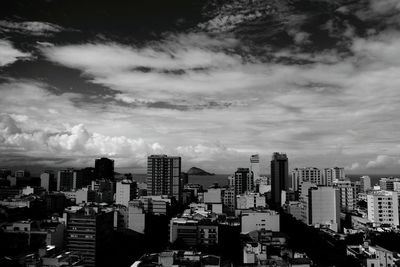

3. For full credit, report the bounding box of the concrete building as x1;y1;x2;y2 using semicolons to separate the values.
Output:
310;186;341;232
147;155;182;201
323;167;345;184
132;251;220;267
116;179;138;207
379;177;400;191
169;218;218;247
57;169;82;192
347;243;395;267
40;172;56;192
130;195;171;215
128;203;145;234
333;180;356;212
75;188;96;204
222;187;236;213
367;190;399;226
243;242;267;265
234;168;254;195
291;167;322;192
236;192;266;210
240;210;280;233
94;157;114;180
250;154;260;183
64;206;113;267
271;153;289;207
360;176;371;193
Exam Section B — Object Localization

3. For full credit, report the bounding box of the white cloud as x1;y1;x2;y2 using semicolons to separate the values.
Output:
0;39;31;66
366;155;400;169
0;20;63;36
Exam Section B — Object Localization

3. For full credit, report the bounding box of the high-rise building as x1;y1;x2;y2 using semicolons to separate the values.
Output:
333;180;356;212
323;167;345;185
116;179;137;207
379;177;400;191
250;154;260;183
270;152;289;207
308;186;341;232
146;155;182;201
367;190;399;226
360;176;371;193
291;167;322;192
57;169;82;191
40;171;57;192
64;206;113;267
94;158;114;180
234;168;254;195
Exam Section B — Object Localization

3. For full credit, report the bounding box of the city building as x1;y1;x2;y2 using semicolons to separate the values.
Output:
234;168;254;195
333;180;356;212
128;203;146;234
347;243;395;267
367;190;399;226
379;177;400;191
57;169;82;192
146;155;182;201
132;251;220;267
130;195;171;215
323;167;345;184
40;171;57;192
75;188;96;204
170;218;219;247
222;187;236;213
291;167;322;192
116;179;138;207
360;176;371;193
240;210;280;233
94;157;114;180
250;154;260;183
236;192;266;210
271;152;289;207
63;206;114;267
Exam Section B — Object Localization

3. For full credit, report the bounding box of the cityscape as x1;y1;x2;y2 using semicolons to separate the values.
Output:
1;154;400;266
2;0;400;266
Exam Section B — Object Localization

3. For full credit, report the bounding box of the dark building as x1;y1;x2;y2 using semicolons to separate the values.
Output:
234;168;254;195
57;169;82;191
94;158;114;180
270;152;289;207
45;193;66;215
146;155;182;201
64;206;113;267
0;169;11;179
80;167;96;186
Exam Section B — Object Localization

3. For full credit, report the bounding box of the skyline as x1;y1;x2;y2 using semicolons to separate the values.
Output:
1;0;400;174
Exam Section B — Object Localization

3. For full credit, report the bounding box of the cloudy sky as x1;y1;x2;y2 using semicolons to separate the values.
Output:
0;0;400;174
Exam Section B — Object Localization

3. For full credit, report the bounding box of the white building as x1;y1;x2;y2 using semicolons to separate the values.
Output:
22;186;34;196
243;242;267;264
309;186;341;232
128;203;145;234
76;188;96;204
203;188;222;204
299;182;317;225
116;180;137;207
41;173;51;192
250;154;260;183
367;190;399;226
236;192;266;210
323;167;345;185
291;167;323;191
360;176;371;193
241;210;280;233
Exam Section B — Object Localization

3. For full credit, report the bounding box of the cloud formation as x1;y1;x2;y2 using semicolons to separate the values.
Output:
0;40;31;66
0;20;63;36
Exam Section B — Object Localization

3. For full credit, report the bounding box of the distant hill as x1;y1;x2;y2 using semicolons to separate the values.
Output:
187;167;215;176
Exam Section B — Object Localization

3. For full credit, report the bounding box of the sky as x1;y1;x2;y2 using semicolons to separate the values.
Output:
0;0;400;174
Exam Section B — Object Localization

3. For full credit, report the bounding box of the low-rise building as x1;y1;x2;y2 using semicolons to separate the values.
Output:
241;209;280;233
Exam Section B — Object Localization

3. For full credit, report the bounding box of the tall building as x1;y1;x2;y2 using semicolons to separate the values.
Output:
308;186;341;232
234;168;254;195
64;206;113;267
379;177;400;191
40;171;57;192
115;179;137;207
57;169;82;191
367;190;399;226
323;167;345;185
94;158;114;180
250;154;260;183
291;167;322;191
270;152;289;207
360;176;371;193
333;180;356;212
146;155;182;201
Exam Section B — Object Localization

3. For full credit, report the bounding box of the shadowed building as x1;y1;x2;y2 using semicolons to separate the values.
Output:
270;152;289;207
95;158;114;180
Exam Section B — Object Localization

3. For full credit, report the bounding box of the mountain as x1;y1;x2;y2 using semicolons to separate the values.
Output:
187;167;215;176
